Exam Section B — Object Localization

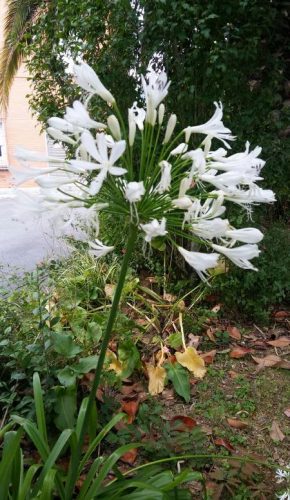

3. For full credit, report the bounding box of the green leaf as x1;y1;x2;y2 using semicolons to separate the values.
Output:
57;366;77;387
33;373;48;445
0;430;23;499
54;386;76;430
74;355;99;374
51;332;83;358
118;339;140;379
167;332;183;350
164;362;190;402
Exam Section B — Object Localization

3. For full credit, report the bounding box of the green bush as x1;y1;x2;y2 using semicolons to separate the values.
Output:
212;223;290;322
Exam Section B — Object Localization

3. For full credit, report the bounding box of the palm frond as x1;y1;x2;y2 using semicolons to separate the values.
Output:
0;0;44;110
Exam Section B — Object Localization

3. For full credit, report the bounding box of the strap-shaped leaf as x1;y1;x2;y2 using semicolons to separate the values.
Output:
0;429;22;499
33;372;48;445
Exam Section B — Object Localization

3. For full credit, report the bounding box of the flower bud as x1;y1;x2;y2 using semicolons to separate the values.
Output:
158;104;165;125
163;114;177;144
107;115;121;140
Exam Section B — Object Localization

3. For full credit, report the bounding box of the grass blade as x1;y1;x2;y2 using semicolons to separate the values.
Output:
33;372;48;445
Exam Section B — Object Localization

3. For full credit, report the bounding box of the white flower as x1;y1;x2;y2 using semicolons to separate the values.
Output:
81;132;126;174
192;218;229;240
35;172;77;189
140;218;167;242
47;127;76;145
88;239;114;258
178;246;219;281
163;114;177;144
129;102;146;130
142;70;170;125
276;467;290;481
212;243;260;270
183;148;206;177
157;161;172;193
47;117;75;133
124;181;145;203
73;61;115;104
222;186;276;206
64;101;106;129
8;163;58;186
170;143;188;156
107;115;121;140
209;141;265;173
173;197;193;209
225;227;263;244
15;147;62;163
185;195;226;224
184;102;235;148
128;109;137;146
277;490;290;500
200;170;262;190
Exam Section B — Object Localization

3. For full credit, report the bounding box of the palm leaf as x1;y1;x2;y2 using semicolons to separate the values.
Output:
0;0;46;109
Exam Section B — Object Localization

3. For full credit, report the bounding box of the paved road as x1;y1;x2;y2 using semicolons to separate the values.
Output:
0;189;81;273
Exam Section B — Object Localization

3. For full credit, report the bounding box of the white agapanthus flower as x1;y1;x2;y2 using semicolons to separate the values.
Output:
88;239;115;258
211;243;260;270
124;181;145;203
8;60;274;279
157;161;172;193
142;70;170;125
184;102;235;147
140;218;167;242
73;61;115;104
276;490;290;500
178;247;219;281
64;101;106;129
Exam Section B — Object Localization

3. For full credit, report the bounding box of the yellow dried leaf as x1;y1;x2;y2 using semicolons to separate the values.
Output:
175;347;206;379
146;364;166;395
106;350;123;375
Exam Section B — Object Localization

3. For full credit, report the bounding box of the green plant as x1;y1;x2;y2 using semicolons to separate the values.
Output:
0;373;202;499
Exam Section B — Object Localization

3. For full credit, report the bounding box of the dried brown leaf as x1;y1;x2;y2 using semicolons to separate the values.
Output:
267;337;290;348
227;418;248;429
227;326;241;341
214;437;235;452
230;346;252;359
170;415;197;431
270;420;285;442
121;448;138;465
284;408;290;418
201;350;217;365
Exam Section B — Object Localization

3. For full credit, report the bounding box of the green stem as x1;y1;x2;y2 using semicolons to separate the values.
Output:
65;224;138;499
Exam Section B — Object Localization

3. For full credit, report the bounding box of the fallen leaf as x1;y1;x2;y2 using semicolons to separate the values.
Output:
104;283;115;298
175;347;207;378
120;398;139;423
230;346;252;359
163;293;177;303
227;418;248;430
284;408;290;418
267;337;290;348
274;310;290;319
206;328;216;342
146;364;166;395
121;448;138;465
187;334;201;348
252;354;283;371
121;381;144;396
228;370;239;379
211;304;221;313
201;350;217;364
106;350;123;375
270;420;285;442
227;326;241;341
214;437;235;452
170;415;197;431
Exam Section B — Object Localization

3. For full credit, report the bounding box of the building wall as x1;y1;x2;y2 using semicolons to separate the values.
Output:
0;0;47;171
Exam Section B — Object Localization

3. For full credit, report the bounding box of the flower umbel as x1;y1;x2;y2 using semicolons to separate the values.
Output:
9;60;275;281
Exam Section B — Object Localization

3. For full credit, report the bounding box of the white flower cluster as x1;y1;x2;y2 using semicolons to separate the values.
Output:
276;464;290;500
8;61;275;281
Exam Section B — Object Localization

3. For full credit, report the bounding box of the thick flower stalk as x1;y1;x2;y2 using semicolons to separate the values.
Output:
8;61;275;496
